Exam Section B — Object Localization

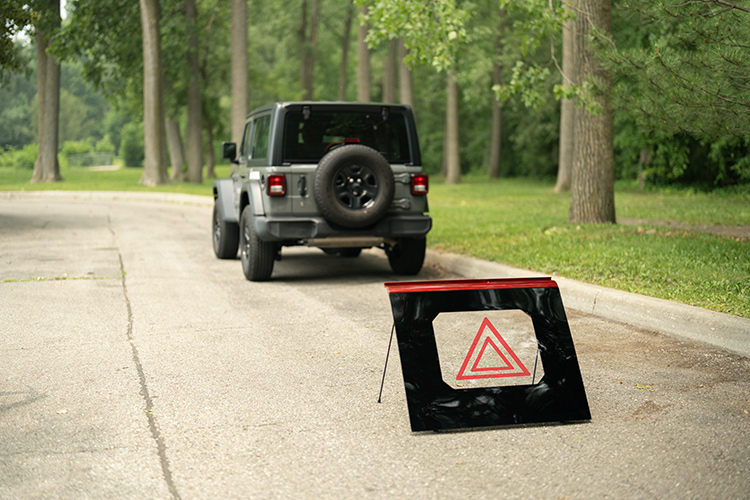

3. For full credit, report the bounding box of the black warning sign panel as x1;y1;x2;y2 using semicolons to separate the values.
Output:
384;277;590;432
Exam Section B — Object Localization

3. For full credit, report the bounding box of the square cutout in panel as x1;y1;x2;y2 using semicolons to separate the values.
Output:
433;310;544;390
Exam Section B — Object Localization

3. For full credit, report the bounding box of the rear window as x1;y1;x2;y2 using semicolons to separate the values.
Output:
282;109;411;164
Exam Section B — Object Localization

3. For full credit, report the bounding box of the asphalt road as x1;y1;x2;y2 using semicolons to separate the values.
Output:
1;192;749;499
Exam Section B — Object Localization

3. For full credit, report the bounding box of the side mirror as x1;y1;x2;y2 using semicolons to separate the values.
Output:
221;142;238;163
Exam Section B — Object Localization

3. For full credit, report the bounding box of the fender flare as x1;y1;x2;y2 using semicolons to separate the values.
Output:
241;180;265;217
213;179;237;223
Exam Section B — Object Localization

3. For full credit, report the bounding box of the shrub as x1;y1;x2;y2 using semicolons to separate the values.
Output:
0;144;38;169
119;122;144;167
95;135;115;153
61;140;92;157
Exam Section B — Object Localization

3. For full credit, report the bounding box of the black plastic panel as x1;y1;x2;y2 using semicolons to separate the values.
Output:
384;278;591;432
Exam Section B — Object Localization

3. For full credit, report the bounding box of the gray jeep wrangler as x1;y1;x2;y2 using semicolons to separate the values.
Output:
212;101;432;281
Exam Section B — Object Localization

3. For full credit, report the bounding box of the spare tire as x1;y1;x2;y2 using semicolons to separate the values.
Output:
313;144;395;229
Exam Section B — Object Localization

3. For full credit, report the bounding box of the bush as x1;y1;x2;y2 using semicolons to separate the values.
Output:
95;135;115;153
119;122;144;167
0;144;38;169
61;140;92;157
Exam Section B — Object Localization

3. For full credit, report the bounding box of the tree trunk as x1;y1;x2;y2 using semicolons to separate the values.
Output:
204;118;215;178
167;118;186;181
356;5;371;102
299;0;320;101
139;0;168;186
382;39;397;103
231;0;248;146
199;7;218;180
489;99;502;179
568;0;615;224
555;5;576;193
637;147;652;191
185;0;203;183
398;39;414;113
32;27;48;182
31;1;62;184
445;71;461;185
488;12;504;179
338;2;354;100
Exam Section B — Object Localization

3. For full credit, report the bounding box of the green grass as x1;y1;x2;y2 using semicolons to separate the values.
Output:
428;176;749;318
0;162;232;196
2;165;748;317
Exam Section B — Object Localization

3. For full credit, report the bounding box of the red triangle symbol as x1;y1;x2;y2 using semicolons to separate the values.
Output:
456;317;531;380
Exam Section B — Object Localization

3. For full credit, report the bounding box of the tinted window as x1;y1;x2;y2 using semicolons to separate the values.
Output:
282;110;411;164
251;115;271;160
240;122;252;158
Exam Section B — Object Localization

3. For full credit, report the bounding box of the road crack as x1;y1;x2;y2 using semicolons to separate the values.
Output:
113;219;181;500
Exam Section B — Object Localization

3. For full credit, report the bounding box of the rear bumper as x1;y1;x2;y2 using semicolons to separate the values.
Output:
255;214;432;242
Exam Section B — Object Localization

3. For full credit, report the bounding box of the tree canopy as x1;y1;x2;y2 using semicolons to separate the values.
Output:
1;0;748;193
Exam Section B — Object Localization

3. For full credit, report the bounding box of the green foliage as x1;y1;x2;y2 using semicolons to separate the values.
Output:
54;0;143;106
494;61;551;110
0;1;36;73
2;0;748;193
607;0;750;140
0;144;37;169
95;135;115;154
119;121;144;168
605;0;750;186
357;0;471;72
62;139;115;167
102;107;134;153
0;44;36;149
61;140;92;157
494;0;567;108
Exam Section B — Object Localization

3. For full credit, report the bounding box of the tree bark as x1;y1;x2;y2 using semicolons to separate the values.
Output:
31;1;62;184
166;118;186;181
488;12;504;179
555;4;576;193
139;0;169;186
569;0;615;224
338;2;354;100
398;39;414;113
445;71;461;185
204;118;215;178
185;0;203;183
382;39;397;103
231;0;248;146
356;5;371;102
200;7;218;179
299;0;320;101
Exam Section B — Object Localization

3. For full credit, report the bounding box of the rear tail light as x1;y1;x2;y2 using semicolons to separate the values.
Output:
267;175;287;196
411;174;429;195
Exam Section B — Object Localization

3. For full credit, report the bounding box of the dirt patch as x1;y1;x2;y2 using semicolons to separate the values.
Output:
618;217;750;240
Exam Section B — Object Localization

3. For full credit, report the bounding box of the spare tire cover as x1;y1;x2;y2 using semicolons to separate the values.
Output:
313;144;395;229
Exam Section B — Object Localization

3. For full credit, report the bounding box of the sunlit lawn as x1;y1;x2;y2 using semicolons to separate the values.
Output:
0;162;231;196
428;176;749;317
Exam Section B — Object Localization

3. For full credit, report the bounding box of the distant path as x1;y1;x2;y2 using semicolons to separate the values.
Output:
618;217;750;240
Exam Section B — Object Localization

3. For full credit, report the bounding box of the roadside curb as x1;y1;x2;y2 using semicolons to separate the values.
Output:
425;248;750;358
